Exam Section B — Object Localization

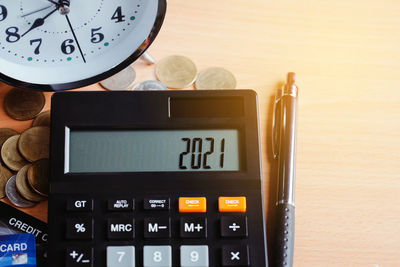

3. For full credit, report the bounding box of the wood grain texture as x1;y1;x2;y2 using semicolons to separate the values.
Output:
1;0;400;266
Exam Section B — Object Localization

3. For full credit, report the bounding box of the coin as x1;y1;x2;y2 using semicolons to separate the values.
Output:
100;65;136;91
3;88;45;121
133;80;168;91
0;128;19;150
32;110;51;127
18;126;50;162
155;55;197;89
195;67;237;90
16;164;46;202
27;159;49;197
5;175;35;208
1;135;29;171
0;165;13;198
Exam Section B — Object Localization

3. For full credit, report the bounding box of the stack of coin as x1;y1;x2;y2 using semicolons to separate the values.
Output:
1;87;50;207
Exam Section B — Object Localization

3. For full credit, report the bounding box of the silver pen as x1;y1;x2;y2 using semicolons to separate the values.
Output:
272;72;298;267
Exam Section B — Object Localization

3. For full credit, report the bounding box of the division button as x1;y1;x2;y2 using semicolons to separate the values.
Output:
108;198;135;211
218;197;247;213
67;198;93;211
222;245;250;266
66;217;93;240
66;247;93;267
179;197;207;213
143;246;172;267
180;217;207;238
221;216;248;238
144;197;170;210
144;218;171;239
180;245;209;267
107;246;135;267
107;218;135;240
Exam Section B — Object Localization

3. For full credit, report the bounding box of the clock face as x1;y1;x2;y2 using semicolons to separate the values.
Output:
0;0;166;90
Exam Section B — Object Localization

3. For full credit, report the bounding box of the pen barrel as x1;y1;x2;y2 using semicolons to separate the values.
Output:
273;203;295;267
277;95;297;205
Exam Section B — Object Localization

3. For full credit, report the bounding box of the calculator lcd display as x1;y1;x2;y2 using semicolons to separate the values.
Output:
67;129;240;173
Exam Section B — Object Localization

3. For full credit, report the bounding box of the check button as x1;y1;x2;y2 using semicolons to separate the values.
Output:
179;197;207;213
219;197;246;212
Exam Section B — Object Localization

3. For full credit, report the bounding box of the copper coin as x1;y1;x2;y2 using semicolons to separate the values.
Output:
3;88;45;121
0;128;19;150
32;110;51;127
1;135;29;171
27;159;49;197
0;165;13;198
18;126;50;162
16;164;46;202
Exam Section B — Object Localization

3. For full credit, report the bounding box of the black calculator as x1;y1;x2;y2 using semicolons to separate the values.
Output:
48;90;268;267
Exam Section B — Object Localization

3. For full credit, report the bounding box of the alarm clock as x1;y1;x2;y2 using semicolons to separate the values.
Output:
0;0;166;91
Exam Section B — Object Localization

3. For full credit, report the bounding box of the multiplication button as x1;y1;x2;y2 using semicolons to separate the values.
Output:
107;246;135;267
144;197;170;210
66;247;93;267
180;217;207;238
107;218;135;240
66;217;93;240
222;245;250;266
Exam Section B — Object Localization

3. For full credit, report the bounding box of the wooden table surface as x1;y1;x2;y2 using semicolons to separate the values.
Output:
1;0;400;266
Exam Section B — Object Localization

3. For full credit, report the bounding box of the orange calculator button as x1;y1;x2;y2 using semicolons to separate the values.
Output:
218;197;247;212
179;197;207;213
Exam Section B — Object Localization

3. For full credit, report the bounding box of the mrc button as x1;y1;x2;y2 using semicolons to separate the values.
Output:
144;197;170;210
107;218;135;240
67;198;93;211
219;197;247;212
108;198;134;211
179;197;206;213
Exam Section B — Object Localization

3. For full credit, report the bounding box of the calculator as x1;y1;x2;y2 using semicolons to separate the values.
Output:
48;90;268;267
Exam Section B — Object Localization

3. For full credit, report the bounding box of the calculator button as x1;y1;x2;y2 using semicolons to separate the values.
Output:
143;246;172;267
180;217;207;238
67;198;93;211
222;245;250;266
218;197;247;212
144;197;170;210
221;216;248;237
107;218;135;240
108;198;135;211
66;247;93;267
179;197;207;213
66;217;93;240
144;218;171;239
180;245;209;267
107;246;135;267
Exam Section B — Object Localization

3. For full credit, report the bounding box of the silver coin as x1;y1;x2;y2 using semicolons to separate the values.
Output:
133;80;167;91
100;66;136;91
5;175;35;208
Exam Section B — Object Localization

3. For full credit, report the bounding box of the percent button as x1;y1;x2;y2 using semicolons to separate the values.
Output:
66;217;94;240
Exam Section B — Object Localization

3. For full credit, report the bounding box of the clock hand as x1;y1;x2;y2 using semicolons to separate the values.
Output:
21;5;52;18
21;7;58;37
65;15;86;63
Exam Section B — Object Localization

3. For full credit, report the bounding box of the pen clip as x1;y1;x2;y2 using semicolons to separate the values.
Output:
272;89;282;159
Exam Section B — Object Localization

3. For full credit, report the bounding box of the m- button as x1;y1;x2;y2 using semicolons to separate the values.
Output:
179;197;207;213
219;197;246;212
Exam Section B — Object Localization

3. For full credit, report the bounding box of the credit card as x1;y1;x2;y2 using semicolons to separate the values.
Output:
0;202;47;266
0;233;36;267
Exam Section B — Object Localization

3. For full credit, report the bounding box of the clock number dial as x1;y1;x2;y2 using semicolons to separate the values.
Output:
0;5;7;21
6;26;20;43
61;39;75;55
30;38;42;55
111;6;125;23
91;27;104;43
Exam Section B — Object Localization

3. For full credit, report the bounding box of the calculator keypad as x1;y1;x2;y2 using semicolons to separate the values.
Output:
63;196;252;266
